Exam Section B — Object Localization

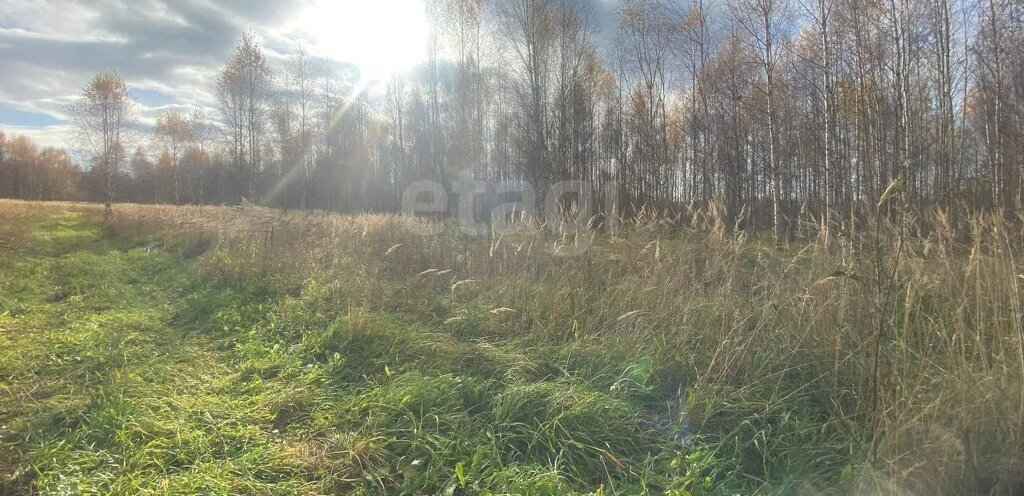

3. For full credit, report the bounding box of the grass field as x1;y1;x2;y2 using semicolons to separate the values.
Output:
1;199;1022;494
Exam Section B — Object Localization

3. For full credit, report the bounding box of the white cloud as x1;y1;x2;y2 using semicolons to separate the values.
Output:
0;0;307;152
1;124;75;150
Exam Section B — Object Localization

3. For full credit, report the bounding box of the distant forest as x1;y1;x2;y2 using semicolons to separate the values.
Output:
1;0;1022;235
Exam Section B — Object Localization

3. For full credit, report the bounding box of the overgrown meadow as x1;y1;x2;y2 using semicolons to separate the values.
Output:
1;199;1022;494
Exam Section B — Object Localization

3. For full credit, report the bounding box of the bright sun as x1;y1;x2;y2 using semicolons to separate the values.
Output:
296;0;429;82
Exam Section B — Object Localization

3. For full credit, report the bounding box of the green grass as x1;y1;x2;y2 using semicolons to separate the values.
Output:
0;211;704;494
0;213;318;493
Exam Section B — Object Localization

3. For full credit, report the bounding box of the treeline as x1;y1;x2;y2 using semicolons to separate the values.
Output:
3;0;1023;234
0;132;81;201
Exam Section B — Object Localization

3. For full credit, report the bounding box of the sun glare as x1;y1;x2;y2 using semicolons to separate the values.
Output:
297;0;428;81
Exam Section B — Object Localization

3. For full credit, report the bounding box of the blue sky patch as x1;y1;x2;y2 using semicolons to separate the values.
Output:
0;105;60;128
133;88;176;107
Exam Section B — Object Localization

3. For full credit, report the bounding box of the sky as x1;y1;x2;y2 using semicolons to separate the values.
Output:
0;0;432;149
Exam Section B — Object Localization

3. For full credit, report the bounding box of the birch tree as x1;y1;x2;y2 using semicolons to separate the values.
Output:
69;71;136;214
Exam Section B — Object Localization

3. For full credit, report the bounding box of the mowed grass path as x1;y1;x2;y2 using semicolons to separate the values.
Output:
0;213;315;494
